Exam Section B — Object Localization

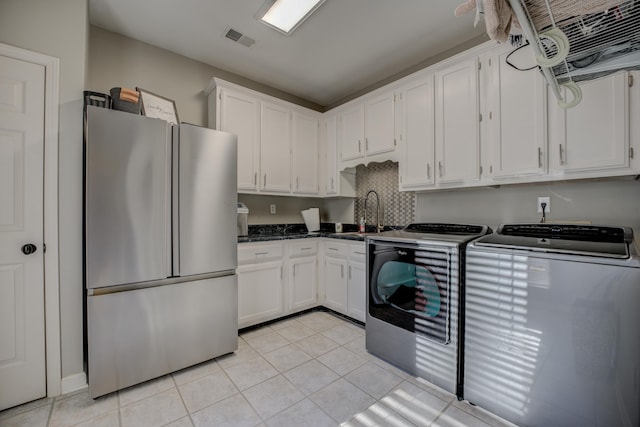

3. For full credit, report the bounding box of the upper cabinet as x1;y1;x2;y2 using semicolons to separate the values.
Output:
435;57;481;185
205;78;321;197
549;71;633;177
481;46;547;181
338;89;397;169
292;110;319;195
397;75;435;190
218;88;260;192
260;101;291;193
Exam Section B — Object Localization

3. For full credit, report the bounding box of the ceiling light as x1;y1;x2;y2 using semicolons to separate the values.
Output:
259;0;326;35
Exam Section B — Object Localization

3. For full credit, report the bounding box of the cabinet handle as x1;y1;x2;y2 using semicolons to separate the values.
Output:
254;172;257;186
354;251;366;255
331;177;334;190
341;264;344;278
358;140;362;153
365;138;369;151
264;174;267;187
328;247;338;251
348;265;352;280
559;144;564;165
293;264;296;278
296;177;299;190
301;247;312;250
538;147;542;168
438;161;443;177
427;163;430;179
255;251;269;256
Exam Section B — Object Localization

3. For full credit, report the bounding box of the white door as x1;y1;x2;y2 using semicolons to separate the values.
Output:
289;256;317;312
324;257;348;314
339;104;364;161
237;261;284;328
0;54;46;410
347;260;366;323
324;115;338;195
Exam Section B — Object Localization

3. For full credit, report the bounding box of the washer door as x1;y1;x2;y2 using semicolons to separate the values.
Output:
369;242;451;344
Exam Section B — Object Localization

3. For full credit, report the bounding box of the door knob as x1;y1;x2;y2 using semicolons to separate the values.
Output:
21;243;37;255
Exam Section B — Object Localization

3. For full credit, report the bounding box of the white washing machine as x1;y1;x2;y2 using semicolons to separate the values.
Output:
464;223;640;427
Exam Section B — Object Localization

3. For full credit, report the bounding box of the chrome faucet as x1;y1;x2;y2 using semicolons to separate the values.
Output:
364;190;383;233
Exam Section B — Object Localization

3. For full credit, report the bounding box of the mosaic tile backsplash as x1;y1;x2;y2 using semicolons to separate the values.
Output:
354;161;415;227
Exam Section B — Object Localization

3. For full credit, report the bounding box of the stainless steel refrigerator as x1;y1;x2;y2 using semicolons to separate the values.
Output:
84;106;238;398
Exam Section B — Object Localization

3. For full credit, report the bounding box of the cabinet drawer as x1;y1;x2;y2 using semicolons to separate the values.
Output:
289;240;318;257
349;242;367;261
238;242;284;265
324;240;347;257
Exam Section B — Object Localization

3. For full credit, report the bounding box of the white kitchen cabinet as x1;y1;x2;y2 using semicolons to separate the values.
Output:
324;114;339;196
237;242;285;328
549;71;631;176
435;57;481;185
260;101;292;193
323;241;348;314
365;91;396;157
339;104;365;162
287;241;318;313
481;48;547;181
346;242;366;323
217;88;260;191
292;111;319;195
398;75;436;190
338;89;396;167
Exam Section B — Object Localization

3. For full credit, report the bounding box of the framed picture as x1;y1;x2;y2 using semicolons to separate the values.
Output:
136;88;179;125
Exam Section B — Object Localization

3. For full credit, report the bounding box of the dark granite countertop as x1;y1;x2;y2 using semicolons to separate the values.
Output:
237;223;401;243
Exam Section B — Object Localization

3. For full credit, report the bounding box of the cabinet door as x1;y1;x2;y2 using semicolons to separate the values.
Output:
220;89;260;191
260;101;291;193
237;261;283;328
339;104;365;161
365;91;395;156
485;50;547;179
324;115;338;195
398;76;435;189
552;72;629;173
347;260;366;323
435;58;480;184
324;257;348;314
292;111;319;195
289;256;318;312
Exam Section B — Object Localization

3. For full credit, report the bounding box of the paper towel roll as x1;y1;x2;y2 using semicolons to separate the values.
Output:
301;208;320;232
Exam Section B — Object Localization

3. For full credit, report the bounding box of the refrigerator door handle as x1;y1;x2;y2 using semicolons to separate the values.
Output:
171;126;180;277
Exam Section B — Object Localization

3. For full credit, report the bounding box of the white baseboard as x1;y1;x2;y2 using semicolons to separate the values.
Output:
60;372;87;395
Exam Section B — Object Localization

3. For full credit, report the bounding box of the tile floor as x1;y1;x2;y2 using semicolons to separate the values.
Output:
0;311;516;427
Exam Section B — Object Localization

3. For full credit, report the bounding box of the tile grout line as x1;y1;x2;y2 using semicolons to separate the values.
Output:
169;373;193;427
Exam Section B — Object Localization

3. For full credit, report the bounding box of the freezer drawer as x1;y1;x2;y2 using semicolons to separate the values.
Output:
87;275;238;398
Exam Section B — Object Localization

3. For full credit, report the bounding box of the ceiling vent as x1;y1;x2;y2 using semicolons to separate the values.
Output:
224;28;255;48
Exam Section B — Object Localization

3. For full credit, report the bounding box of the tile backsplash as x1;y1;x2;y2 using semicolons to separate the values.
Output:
354;161;415;227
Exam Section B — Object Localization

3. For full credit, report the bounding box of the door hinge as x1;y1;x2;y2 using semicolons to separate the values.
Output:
479;165;483;175
218;92;221;100
629;75;634;87
43;243;47;253
630;147;635;159
479;113;483;122
394;138;397;146
478;61;482;70
488;58;492;67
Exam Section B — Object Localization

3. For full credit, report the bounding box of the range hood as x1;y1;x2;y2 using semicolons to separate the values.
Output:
508;0;640;108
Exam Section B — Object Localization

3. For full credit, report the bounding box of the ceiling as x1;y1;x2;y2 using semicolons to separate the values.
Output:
89;0;486;107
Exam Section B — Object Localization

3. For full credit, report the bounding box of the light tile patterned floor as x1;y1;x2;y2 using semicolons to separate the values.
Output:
0;311;516;427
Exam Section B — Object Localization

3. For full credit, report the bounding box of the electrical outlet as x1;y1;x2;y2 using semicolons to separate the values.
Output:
537;197;550;213
270;204;276;214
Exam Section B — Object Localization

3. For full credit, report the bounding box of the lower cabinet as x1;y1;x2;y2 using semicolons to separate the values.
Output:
287;240;318;313
322;240;367;323
237;260;284;329
238;238;366;329
347;244;366;322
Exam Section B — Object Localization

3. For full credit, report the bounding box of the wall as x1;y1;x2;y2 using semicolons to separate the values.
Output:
87;26;323;127
238;194;325;225
354;161;415;227
0;0;88;383
415;179;640;233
